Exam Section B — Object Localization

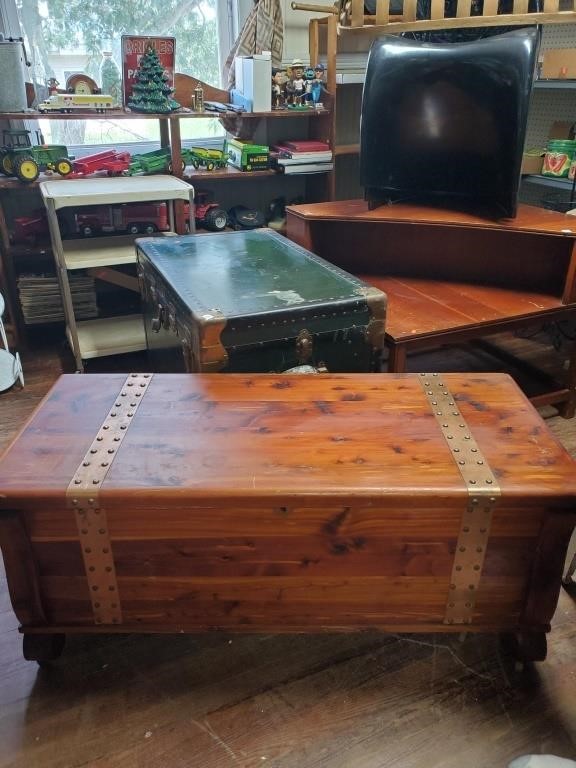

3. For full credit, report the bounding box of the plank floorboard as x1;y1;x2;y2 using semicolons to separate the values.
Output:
0;335;574;768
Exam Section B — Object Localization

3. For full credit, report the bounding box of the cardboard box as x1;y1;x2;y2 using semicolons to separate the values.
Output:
521;152;544;175
234;53;272;112
522;121;574;175
227;138;269;171
540;49;576;80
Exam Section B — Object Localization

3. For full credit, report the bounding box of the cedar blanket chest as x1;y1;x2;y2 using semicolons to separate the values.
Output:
0;372;574;663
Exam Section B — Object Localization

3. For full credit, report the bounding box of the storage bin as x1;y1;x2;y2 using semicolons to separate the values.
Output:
542;139;576;177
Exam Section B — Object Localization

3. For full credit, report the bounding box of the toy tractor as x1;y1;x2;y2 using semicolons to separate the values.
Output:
0;129;72;183
185;146;227;171
194;190;228;231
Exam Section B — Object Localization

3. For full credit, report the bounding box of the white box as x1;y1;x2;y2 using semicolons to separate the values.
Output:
234;52;271;112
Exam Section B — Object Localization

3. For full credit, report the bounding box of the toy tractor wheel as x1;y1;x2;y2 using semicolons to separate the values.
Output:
203;207;228;232
191;159;199;170
206;161;215;171
56;158;72;177
167;159;186;174
14;156;40;183
1;155;13;176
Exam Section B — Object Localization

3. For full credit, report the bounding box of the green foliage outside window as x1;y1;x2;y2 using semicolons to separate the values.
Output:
17;0;222;144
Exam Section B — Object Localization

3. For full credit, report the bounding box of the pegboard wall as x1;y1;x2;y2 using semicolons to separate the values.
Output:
521;24;576;207
524;89;576;148
525;24;576;148
540;22;576;50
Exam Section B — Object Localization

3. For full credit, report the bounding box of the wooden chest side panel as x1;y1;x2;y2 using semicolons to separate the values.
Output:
36;575;528;630
25;504;547;541
25;503;547;631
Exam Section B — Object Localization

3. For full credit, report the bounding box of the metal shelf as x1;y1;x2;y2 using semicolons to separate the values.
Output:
63;235;144;270
523;174;576;189
68;314;146;359
40;175;193;209
534;79;576;90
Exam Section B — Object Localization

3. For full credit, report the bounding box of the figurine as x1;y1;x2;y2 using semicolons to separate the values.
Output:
304;67;315;104
194;82;204;113
47;77;60;95
272;68;285;109
286;58;306;107
311;63;326;108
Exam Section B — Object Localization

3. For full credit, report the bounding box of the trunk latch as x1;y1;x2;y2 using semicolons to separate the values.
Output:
296;329;313;363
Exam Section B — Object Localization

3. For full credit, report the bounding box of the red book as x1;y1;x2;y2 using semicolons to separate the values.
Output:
277;140;330;153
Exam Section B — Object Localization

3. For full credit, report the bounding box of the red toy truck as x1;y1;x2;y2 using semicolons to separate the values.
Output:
68;150;131;178
12;210;49;243
74;203;169;237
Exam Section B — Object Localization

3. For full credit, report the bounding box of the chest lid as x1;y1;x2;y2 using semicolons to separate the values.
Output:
1;372;575;509
136;230;374;319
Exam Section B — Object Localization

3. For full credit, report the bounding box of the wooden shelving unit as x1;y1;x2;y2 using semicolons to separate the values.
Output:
0;77;334;345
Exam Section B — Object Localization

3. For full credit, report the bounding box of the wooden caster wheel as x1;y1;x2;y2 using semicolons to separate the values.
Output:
23;633;66;664
501;632;547;664
563;552;576;595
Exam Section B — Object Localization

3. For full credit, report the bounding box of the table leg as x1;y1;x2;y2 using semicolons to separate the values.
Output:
387;343;407;373
558;340;576;419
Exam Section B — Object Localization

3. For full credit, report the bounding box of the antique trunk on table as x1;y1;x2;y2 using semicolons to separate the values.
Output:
0;372;575;663
136;229;386;373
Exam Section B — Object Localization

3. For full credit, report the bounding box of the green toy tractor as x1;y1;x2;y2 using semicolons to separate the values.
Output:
184;146;227;171
0;129;73;183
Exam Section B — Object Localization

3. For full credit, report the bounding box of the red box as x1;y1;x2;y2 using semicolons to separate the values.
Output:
121;35;176;107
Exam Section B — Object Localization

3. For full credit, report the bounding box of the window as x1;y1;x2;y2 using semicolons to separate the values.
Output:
9;0;235;150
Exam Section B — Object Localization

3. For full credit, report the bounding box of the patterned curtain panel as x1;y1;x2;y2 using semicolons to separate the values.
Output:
223;0;284;89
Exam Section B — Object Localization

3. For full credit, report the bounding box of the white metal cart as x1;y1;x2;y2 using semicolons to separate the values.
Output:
40;176;194;372
0;292;24;391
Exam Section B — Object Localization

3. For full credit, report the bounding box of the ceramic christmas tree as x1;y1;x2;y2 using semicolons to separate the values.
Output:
127;45;180;114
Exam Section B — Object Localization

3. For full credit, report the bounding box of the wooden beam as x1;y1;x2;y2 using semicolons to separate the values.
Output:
340;11;576;33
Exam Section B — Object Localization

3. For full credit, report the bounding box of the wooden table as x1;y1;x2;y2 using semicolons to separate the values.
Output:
286;200;576;417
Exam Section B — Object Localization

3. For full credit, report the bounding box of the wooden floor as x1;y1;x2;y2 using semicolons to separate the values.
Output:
0;335;575;768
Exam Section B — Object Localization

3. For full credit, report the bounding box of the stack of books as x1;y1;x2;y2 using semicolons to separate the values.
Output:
272;140;333;175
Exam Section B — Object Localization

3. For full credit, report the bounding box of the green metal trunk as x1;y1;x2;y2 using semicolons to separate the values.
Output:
137;229;387;373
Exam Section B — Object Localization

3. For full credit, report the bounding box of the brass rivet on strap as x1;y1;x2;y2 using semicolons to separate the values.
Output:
66;373;154;627
418;373;501;626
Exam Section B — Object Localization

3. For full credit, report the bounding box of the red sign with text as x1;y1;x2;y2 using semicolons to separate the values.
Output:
121;35;176;107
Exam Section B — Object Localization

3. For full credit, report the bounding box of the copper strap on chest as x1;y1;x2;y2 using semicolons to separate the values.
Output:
418;373;501;626
66;373;154;626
